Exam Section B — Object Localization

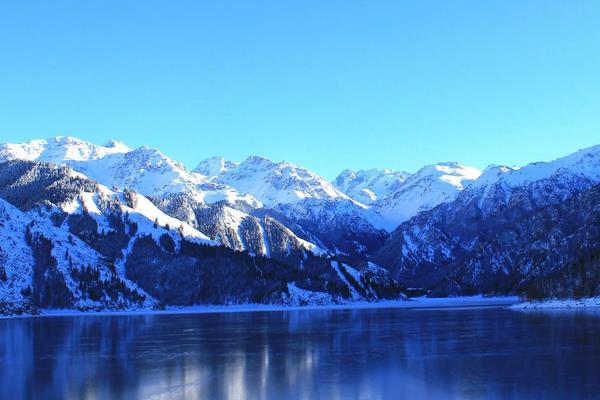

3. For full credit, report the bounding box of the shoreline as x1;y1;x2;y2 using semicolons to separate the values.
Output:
1;296;520;320
511;297;600;310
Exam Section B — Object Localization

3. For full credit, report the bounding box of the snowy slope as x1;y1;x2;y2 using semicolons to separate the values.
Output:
333;164;483;232
333;168;411;204
0;137;377;225
374;162;481;231
193;156;238;179
0;137;258;207
30;207;157;310
204;155;388;249
3;139;321;258
193;204;323;256
71;146;203;196
0;137;197;195
369;146;600;232
467;144;600;211
0;199;35;312
0;155;409;314
474;144;600;189
0;138;281;256
65;185;214;245
0;136;482;253
217;156;357;207
0;196;158;313
58;182;322;261
375;144;600;297
0;136;130;164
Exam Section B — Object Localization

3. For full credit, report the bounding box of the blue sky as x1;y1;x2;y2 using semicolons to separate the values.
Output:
1;1;599;179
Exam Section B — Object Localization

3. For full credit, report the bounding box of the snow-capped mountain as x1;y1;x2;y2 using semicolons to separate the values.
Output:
0;159;405;314
475;144;600;188
466;144;600;211
0;136;489;258
217;155;356;207
0;138;387;260
0;192;156;315
4;135;600;312
332;163;482;231
0;198;37;314
0;138;319;260
374;144;600;297
373;162;481;231
209;155;389;254
333;168;411;205
0;137;255;203
0;136;130;164
193;156;238;178
191;203;325;260
10;138;389;258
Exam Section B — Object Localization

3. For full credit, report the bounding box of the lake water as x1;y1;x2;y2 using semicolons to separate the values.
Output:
1;306;600;400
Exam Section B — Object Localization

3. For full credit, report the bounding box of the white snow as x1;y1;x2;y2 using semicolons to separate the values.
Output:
193;156;238;178
216;155;356;208
6;138;600;239
56;183;214;246
511;297;600;310
330;261;361;300
0;197;159;312
334;168;411;204
0;199;35;308
0;137;259;210
471;144;600;191
119;191;212;243
0;136;129;164
258;222;271;257
7;136;600;255
341;263;364;287
374;162;482;231
0;137;385;246
193;188;261;208
285;283;335;306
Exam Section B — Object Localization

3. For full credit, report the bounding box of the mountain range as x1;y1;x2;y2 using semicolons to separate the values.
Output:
0;136;599;314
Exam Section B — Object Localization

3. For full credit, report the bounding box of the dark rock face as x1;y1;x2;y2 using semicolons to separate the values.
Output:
375;176;600;298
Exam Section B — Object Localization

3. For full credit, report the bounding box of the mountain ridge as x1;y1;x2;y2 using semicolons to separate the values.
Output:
3;136;600;314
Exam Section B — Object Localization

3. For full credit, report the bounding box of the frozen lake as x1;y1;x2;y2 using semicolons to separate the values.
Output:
1;304;599;399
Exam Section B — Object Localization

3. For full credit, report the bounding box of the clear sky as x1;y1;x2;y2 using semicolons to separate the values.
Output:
1;1;599;179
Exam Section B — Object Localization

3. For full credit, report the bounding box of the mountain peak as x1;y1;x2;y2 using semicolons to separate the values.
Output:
217;155;350;208
412;162;482;189
0;136;131;164
470;144;600;192
103;139;131;152
333;168;411;205
193;156;238;178
372;162;481;230
241;155;275;166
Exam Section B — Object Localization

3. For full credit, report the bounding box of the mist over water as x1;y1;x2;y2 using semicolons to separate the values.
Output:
1;308;600;400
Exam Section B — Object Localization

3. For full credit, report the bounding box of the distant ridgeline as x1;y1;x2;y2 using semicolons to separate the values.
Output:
1;136;600;314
